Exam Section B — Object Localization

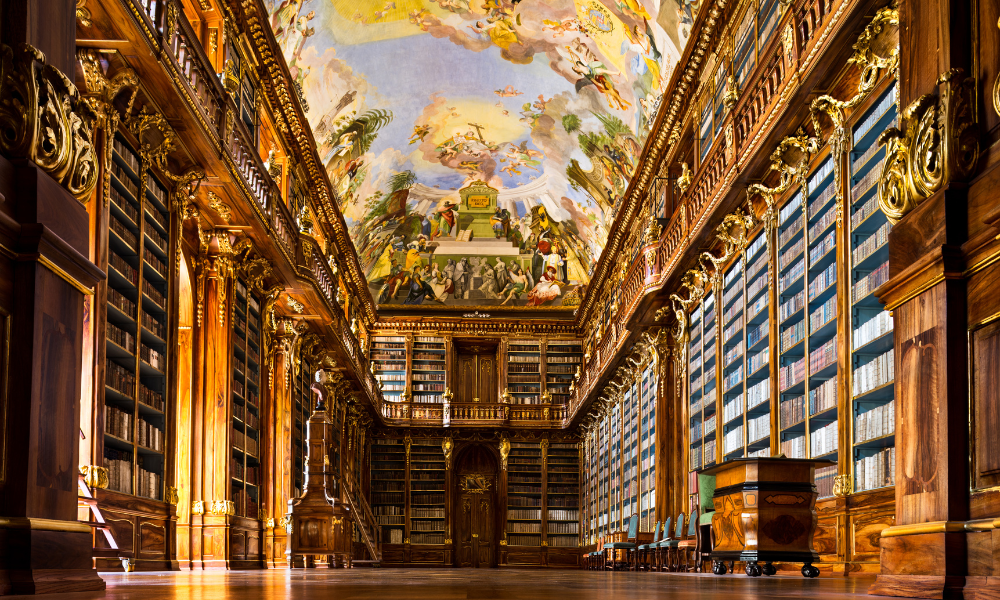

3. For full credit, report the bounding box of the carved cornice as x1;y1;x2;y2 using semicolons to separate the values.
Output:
224;0;377;327
574;0;730;327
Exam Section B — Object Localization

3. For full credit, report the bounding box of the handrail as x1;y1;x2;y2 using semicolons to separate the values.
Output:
342;471;380;563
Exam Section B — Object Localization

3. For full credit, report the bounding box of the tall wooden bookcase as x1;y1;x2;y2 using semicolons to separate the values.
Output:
680;75;902;570
96;133;175;570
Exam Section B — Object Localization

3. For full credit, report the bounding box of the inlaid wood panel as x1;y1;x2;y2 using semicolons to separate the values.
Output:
139;522;166;555
972;320;1000;489
849;510;894;561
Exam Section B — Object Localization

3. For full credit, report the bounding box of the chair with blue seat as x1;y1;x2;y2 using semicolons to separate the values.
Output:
635;520;661;571
602;514;639;571
653;512;685;572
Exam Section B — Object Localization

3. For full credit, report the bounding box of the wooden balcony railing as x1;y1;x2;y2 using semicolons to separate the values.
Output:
128;0;298;262
379;401;568;427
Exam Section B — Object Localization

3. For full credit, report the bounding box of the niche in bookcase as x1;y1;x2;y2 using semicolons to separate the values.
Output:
506;442;543;547
370;336;406;403
102;133;170;502
506;340;541;404
231;277;262;519
370;439;406;545
409;438;446;545
720;254;747;462
545;341;582;405
412;336;446;403
743;228;772;459
291;358;314;498
687;292;717;485
849;84;897;494
545;443;580;548
638;364;656;531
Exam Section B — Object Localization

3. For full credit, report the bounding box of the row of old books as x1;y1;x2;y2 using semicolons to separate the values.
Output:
856;447;896;491
856;400;895;443
852;348;895;397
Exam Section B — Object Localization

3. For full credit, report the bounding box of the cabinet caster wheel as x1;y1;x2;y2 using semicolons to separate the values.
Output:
801;564;820;578
712;560;727;575
762;563;777;576
745;562;762;577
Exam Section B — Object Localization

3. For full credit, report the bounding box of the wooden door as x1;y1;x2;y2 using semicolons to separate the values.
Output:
457;354;477;401
454;343;498;403
453;444;498;568
477;354;496;403
457;478;494;567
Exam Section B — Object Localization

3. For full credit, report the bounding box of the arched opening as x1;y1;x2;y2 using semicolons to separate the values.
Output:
452;444;500;568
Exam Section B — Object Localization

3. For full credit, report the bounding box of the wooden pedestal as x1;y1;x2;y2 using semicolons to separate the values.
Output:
701;458;833;578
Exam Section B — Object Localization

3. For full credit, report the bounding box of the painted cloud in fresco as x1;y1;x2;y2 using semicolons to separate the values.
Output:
267;0;698;309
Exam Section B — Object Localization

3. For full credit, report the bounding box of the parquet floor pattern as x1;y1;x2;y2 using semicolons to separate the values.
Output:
13;569;882;599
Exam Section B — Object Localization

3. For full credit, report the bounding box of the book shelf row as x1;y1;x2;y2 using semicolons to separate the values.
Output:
101;133;171;503
683;82;900;500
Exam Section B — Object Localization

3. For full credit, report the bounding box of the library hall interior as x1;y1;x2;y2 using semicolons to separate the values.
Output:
1;0;999;598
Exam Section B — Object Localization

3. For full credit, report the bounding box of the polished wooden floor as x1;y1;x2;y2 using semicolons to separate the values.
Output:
13;569;883;599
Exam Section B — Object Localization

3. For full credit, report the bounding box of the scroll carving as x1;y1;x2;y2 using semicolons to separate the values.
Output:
0;44;99;201
877;69;978;224
809;4;899;227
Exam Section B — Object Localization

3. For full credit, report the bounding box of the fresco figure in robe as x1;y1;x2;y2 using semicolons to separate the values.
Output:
433;201;459;239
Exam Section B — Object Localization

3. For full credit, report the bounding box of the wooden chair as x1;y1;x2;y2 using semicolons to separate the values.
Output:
654;513;685;571
677;508;699;571
602;514;639;571
636;521;661;571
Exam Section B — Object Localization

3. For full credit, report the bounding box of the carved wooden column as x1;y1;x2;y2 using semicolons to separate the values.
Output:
655;333;683;522
868;0;977;595
188;232;235;569
0;46;107;592
264;318;295;568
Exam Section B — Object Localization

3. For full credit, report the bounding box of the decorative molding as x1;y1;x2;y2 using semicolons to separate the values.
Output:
165;486;179;505
877;69;979;224
207;499;236;516
79;465;108;489
207;190;233;223
191;500;205;515
0;43;99;201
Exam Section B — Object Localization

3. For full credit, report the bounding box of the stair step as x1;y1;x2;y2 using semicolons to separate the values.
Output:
351;559;381;568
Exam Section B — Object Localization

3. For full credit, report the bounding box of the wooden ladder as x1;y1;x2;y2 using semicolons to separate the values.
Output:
78;474;131;571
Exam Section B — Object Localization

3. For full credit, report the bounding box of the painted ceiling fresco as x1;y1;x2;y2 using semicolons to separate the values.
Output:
268;0;699;309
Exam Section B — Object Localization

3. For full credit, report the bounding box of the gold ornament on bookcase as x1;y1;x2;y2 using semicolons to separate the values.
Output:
442;437;453;469
995;16;1000;118
676;162;692;195
265;518;275;529
191;500;205;515
208;500;236;516
442;387;454;402
499;437;510;470
876;69;978;225
832;475;853;497
164;486;179;505
79;465;109;490
0;44;100;202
